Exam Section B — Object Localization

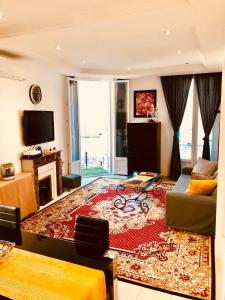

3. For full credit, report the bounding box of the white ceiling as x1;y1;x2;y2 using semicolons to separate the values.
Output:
0;0;225;78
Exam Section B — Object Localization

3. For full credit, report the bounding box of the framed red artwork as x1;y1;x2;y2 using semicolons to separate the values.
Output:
134;90;157;117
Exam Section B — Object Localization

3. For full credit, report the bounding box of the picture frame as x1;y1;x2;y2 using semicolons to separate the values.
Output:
134;90;157;117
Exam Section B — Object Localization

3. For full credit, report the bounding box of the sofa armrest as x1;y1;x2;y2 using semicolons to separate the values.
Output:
181;167;193;175
167;191;216;206
166;191;216;234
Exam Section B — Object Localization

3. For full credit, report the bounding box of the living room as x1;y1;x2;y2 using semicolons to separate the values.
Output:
0;1;225;299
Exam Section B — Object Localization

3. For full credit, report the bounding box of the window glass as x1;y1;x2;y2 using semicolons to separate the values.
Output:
115;82;128;157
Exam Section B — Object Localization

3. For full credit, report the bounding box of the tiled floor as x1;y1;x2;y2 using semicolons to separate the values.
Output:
40;176;99;210
40;175;125;209
40;175;188;300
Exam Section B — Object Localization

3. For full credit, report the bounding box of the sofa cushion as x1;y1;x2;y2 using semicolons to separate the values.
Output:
186;179;217;195
191;158;218;178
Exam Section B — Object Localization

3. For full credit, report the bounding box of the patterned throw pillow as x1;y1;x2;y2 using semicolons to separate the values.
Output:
191;172;217;180
186;179;217;195
191;158;218;179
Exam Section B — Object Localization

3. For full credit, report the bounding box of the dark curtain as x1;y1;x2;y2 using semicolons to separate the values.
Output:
161;75;193;180
195;72;222;160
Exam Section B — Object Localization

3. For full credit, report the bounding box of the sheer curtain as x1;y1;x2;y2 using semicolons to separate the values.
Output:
194;72;222;160
161;75;193;179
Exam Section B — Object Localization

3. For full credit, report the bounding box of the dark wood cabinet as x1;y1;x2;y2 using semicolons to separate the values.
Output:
127;122;161;174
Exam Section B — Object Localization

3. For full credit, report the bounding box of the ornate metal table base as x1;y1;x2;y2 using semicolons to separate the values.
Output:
114;185;150;213
114;176;162;214
151;177;163;196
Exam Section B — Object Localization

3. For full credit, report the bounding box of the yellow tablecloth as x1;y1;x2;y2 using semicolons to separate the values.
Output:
0;172;37;219
0;248;106;300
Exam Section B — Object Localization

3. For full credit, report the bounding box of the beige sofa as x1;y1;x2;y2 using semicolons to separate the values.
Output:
166;167;216;235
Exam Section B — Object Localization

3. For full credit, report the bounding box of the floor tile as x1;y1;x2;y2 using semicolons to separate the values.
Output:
137;286;172;300
171;295;189;300
81;176;98;186
39;176;98;210
118;280;140;300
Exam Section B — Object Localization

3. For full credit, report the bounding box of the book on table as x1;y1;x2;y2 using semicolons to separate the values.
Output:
122;173;158;188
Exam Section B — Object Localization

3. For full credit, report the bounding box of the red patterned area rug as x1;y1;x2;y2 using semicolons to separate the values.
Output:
21;177;213;300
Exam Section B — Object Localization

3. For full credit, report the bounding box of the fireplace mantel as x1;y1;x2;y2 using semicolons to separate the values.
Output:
21;151;62;208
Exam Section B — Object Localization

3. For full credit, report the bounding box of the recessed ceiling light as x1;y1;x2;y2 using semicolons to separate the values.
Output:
178;50;181;55
56;45;61;51
164;30;171;35
0;12;5;19
82;60;86;64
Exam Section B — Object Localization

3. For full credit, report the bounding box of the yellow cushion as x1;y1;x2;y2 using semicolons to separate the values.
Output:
186;179;217;195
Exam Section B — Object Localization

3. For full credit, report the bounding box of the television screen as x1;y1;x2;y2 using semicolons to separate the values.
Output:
23;110;55;146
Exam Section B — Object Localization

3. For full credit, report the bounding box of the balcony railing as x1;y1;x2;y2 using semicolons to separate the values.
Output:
180;143;205;160
80;134;109;174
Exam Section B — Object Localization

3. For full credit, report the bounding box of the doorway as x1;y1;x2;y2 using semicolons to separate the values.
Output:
78;80;111;176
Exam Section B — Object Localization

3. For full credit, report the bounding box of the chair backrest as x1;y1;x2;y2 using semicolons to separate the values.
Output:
74;215;109;257
0;204;21;243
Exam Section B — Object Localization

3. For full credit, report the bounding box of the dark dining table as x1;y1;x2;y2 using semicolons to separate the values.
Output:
0;230;117;300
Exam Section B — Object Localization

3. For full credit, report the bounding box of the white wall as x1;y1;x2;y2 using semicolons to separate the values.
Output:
215;63;225;300
0;59;68;175
129;76;173;176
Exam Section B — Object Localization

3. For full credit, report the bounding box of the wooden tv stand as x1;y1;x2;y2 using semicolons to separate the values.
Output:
21;151;63;208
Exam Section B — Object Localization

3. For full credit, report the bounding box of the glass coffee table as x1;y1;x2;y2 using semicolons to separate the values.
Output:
114;172;161;213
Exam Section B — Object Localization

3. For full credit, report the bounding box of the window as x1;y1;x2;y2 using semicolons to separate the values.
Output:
179;80;217;163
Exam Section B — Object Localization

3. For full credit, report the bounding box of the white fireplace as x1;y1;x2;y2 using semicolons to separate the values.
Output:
21;151;62;208
38;161;57;200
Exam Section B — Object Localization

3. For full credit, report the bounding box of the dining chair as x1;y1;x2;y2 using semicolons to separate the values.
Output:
74;215;109;257
74;215;119;300
0;204;21;243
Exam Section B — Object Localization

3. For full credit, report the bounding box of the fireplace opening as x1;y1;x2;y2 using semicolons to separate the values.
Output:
39;175;52;206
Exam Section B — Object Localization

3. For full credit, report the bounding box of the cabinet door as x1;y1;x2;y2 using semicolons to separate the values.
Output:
127;123;158;151
128;152;158;174
127;123;161;174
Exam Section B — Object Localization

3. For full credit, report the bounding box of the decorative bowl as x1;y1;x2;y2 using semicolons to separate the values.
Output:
0;240;15;262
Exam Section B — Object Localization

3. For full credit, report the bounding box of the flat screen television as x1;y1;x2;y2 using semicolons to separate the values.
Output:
23;110;55;146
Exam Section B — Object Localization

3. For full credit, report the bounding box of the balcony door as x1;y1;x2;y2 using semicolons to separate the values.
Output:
78;80;111;176
67;78;129;176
